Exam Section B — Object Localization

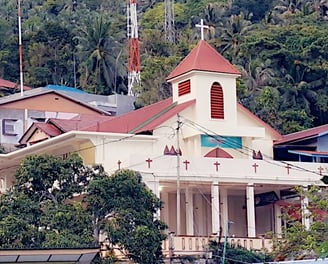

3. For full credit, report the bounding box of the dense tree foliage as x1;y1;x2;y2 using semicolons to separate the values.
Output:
0;154;166;263
271;186;328;260
86;169;167;263
0;154;93;248
208;240;272;263
1;0;328;133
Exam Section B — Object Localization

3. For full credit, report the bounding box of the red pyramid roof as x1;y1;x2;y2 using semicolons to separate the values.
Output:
167;40;240;80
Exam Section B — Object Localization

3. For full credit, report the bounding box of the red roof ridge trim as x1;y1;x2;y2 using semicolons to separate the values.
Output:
129;101;178;134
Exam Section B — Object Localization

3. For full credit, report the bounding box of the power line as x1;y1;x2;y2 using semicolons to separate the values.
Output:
179;115;328;178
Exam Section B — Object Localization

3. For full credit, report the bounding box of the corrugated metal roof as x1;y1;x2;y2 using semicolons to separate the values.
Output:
46;85;87;93
0;87;111;115
0;78;32;90
274;124;328;145
84;98;174;133
288;150;328;157
49;116;114;132
133;99;196;134
34;123;62;137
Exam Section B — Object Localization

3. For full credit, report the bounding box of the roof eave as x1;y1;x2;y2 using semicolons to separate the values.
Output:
167;69;241;82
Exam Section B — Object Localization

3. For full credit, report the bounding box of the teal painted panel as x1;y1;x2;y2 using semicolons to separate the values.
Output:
201;135;242;149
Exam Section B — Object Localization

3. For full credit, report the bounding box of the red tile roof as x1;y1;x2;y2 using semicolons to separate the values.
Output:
19;123;62;145
49;115;113;132
133;99;196;134
0;78;32;90
85;98;176;133
34;123;62;137
167;40;240;80
274;124;328;145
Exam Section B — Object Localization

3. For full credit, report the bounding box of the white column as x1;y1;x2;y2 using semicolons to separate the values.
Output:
274;203;282;238
161;191;169;226
211;181;220;235
221;188;228;235
246;183;256;237
91;137;105;164
185;187;194;235
146;180;160;219
301;186;311;230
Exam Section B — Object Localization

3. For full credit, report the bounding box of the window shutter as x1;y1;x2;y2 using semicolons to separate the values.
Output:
178;80;191;96
211;83;224;119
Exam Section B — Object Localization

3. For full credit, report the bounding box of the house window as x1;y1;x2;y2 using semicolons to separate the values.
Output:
211;82;224;119
178;80;191;96
2;119;18;136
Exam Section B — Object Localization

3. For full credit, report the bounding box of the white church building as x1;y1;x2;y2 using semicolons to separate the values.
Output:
0;40;326;256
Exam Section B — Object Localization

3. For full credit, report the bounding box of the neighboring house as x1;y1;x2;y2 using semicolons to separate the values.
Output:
274;124;328;163
45;85;135;116
0;78;32;96
0;40;326;258
18;115;113;147
0;85;135;151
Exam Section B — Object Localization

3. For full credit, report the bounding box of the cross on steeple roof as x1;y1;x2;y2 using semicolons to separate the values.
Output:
196;19;209;40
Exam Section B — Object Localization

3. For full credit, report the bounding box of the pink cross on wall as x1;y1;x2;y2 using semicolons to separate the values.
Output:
285;164;291;175
318;166;324;175
213;161;220;172
117;160;122;170
183;160;190;170
145;158;153;168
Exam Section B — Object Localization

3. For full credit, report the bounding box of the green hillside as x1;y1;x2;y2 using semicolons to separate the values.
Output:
1;0;328;133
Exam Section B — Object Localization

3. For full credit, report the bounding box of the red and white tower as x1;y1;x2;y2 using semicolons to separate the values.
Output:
127;0;141;96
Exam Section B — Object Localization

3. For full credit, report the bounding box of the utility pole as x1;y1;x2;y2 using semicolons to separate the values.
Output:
164;0;175;43
221;221;233;264
17;0;24;96
176;114;182;235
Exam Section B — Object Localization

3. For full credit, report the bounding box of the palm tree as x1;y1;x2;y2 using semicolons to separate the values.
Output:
216;12;253;63
273;0;317;16
76;15;125;95
278;64;322;114
240;59;276;94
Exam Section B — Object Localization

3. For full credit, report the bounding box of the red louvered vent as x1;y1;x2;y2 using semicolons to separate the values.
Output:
178;80;191;96
211;83;224;119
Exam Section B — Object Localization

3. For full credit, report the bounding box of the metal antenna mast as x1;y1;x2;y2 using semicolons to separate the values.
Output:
127;0;141;96
164;0;175;43
18;0;24;96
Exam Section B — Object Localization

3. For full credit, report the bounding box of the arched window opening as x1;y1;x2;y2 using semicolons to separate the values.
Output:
211;82;224;119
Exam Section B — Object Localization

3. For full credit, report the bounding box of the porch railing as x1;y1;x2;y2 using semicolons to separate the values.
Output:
162;236;272;257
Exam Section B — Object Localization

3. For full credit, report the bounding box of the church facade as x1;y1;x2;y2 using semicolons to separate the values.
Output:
0;40;326;256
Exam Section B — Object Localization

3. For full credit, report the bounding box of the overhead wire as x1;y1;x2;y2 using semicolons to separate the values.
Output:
1;113;327;181
0;125;177;174
179;115;328;178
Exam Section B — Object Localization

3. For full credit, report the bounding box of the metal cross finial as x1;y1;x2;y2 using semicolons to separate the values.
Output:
196;19;209;40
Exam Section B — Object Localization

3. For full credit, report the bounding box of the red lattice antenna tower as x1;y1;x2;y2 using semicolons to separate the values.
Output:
127;0;141;96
